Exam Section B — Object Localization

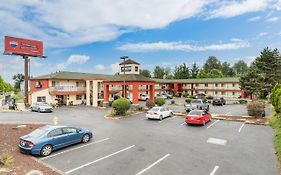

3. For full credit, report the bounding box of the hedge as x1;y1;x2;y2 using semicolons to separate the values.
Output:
112;98;131;116
155;98;166;106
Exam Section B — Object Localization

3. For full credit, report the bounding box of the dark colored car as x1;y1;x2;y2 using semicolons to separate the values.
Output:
18;125;93;156
212;97;226;106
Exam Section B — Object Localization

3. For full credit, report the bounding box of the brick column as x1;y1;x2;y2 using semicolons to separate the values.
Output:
86;80;90;106
132;82;139;109
149;84;155;103
103;83;110;107
173;82;178;96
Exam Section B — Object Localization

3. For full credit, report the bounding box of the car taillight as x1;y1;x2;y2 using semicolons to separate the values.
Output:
26;141;35;147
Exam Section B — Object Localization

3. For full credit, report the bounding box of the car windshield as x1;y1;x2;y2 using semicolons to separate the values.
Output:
149;107;161;112
188;110;202;115
28;128;46;138
191;99;201;103
38;102;49;106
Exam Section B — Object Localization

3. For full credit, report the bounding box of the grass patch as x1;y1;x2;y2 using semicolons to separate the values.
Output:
269;112;281;170
0;154;14;167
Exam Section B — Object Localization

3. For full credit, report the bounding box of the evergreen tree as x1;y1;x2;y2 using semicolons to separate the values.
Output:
197;69;208;78
221;61;236;77
140;69;151;78
191;62;199;78
173;63;190;79
207;69;224;78
203;56;221;73
233;60;248;75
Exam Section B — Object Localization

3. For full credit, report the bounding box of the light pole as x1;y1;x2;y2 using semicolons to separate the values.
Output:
120;56;128;98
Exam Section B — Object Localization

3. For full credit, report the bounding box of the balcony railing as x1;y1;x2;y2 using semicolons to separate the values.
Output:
49;86;86;92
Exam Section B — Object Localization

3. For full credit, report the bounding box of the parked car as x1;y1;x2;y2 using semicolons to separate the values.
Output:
31;102;53;113
185;109;211;125
139;94;149;101
146;106;173;120
194;93;206;99
212;97;226;106
127;96;133;104
184;99;209;112
161;93;173;99
18;125;93;156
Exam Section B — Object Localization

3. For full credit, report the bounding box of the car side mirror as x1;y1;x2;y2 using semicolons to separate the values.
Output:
77;129;82;133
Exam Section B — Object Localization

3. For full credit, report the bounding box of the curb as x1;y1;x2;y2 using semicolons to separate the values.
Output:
31;157;65;175
104;111;144;120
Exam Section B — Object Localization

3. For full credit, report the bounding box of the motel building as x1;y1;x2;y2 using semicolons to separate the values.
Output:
29;59;244;107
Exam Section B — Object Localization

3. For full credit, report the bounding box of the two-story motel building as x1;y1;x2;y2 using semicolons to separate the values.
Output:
29;59;244;107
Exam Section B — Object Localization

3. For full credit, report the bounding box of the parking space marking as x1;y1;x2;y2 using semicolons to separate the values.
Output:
207;120;220;129
210;165;219;175
207;137;227;146
65;145;135;174
238;123;245;133
158;116;175;123
41;138;110;160
180;122;186;125
225;111;231;115
135;154;170;175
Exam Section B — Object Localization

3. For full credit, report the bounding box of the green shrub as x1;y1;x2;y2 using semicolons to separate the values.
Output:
269;113;281;168
155;98;166;106
171;100;175;105
0;154;13;166
112;98;131;116
271;84;281;113
182;92;189;98
239;99;247;104
146;100;155;108
99;100;104;107
138;106;143;111
185;98;192;103
12;92;24;103
247;100;265;118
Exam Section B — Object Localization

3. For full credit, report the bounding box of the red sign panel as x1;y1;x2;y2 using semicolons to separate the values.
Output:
4;36;43;57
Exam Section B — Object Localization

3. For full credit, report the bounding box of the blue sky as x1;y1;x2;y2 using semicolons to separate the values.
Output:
0;0;281;83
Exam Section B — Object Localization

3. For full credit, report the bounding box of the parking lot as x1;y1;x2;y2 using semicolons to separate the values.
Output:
0;105;278;175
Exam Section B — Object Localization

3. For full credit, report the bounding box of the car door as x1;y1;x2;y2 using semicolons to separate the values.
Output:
47;128;67;149
62;127;82;145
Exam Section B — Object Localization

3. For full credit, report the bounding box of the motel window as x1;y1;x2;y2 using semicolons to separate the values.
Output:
222;91;225;95
221;83;224;87
135;66;138;72
37;96;46;102
205;83;208;87
215;83;218;87
76;95;82;100
121;66;132;72
196;84;199;87
215;91;218;95
52;81;56;87
76;82;79;87
232;83;235;87
232;92;235;96
204;91;207;94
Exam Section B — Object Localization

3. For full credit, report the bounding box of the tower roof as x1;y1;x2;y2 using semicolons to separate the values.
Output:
119;59;140;65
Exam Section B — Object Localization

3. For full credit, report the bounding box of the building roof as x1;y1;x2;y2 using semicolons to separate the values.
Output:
119;59;140;65
31;71;113;80
153;77;240;83
105;74;154;82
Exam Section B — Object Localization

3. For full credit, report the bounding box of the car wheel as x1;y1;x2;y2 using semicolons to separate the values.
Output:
31;107;33;112
38;108;41;113
159;115;163;121
40;145;53;157
202;120;206;126
82;134;90;143
207;106;209;111
169;112;173;117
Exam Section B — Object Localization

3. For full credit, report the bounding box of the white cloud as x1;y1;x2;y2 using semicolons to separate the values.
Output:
258;32;268;37
208;0;270;18
267;16;279;22
275;0;281;10
56;54;90;70
117;39;250;52
248;16;261;22
95;64;106;71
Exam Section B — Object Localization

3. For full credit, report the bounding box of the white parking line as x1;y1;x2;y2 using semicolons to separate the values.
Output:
225;111;231;115
207;120;220;129
207;137;227;146
65;145;135;174
180;122;186;125
238;123;245;133
210;165;219;175
159;116;175;123
41;138;110;160
135;154;170;175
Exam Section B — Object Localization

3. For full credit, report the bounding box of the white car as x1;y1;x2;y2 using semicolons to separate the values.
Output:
31;102;53;113
146;107;173;120
139;94;149;101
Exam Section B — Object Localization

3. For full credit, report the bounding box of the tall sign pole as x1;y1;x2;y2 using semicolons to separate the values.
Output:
23;55;29;104
3;36;46;107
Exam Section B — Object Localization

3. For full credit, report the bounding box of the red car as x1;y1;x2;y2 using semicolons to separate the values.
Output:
185;110;211;126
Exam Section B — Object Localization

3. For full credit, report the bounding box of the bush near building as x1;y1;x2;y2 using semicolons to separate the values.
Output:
155;98;166;106
239;99;247;104
185;98;192;103
246;100;265;118
146;100;155;108
112;98;131;116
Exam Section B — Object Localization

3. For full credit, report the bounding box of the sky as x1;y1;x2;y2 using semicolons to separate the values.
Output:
0;0;281;83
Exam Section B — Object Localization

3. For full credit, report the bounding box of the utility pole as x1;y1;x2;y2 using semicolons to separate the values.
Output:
23;55;29;105
120;56;128;98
